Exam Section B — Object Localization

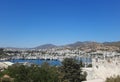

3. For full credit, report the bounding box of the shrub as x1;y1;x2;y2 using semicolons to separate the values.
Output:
106;75;120;82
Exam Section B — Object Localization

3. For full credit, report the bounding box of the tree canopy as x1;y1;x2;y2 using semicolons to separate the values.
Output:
0;58;87;82
106;76;120;82
59;58;87;82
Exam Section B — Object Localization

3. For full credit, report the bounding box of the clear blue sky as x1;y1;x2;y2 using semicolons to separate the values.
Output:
0;0;120;47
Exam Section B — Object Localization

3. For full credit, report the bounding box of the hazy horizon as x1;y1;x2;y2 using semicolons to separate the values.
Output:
1;40;120;48
0;0;120;47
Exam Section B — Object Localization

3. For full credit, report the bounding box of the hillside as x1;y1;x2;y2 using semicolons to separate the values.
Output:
103;41;120;48
35;44;57;49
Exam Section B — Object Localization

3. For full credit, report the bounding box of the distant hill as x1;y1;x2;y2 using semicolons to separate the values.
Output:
34;41;104;49
103;41;120;48
35;44;57;49
2;41;120;50
19;41;120;49
60;41;119;51
65;41;103;48
65;41;83;48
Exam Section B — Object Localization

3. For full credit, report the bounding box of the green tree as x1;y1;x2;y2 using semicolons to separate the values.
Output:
0;58;87;82
59;58;87;82
106;75;120;82
1;78;11;82
1;63;60;82
6;64;29;82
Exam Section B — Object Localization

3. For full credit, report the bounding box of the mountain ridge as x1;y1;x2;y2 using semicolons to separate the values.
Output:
34;41;120;49
35;44;57;49
1;41;120;49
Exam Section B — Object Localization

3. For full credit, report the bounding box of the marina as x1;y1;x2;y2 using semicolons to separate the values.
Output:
0;57;92;66
0;48;120;82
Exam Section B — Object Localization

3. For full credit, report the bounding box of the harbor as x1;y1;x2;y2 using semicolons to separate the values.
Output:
0;48;120;82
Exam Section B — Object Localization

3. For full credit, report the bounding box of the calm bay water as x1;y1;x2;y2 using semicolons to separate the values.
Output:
8;57;92;66
9;59;62;66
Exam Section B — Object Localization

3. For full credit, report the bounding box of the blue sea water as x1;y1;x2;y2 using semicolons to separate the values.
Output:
9;59;62;66
6;57;92;66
